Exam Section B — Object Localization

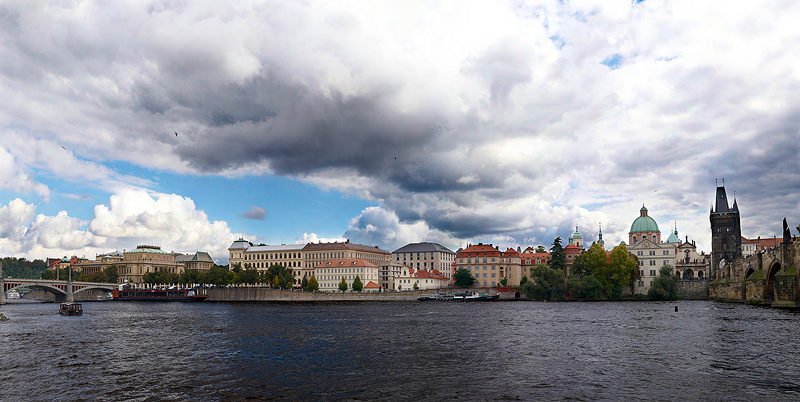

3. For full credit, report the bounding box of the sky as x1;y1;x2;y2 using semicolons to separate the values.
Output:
1;0;799;264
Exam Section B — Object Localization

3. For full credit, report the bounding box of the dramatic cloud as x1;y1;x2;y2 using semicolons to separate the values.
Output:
0;191;245;263
240;206;267;221
2;1;799;256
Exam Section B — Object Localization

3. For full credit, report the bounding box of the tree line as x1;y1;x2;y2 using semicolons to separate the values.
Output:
451;237;679;300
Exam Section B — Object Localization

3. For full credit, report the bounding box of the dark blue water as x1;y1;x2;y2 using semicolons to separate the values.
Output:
1;300;799;401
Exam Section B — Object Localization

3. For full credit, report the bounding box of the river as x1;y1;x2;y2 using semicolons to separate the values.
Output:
1;300;799;401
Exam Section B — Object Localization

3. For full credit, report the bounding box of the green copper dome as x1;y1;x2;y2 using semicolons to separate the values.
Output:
629;205;660;233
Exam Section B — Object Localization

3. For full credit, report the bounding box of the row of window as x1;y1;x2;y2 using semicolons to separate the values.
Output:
473;273;497;278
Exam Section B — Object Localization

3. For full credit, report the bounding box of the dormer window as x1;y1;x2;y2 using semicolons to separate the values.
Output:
339;261;343;265
351;261;356;265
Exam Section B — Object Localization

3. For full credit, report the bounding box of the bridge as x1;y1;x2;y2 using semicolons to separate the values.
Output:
710;238;799;307
2;278;117;302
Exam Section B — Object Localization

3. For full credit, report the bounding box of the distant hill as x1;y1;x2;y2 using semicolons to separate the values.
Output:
2;257;48;279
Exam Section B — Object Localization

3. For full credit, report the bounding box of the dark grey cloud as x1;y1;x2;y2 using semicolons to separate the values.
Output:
241;206;267;221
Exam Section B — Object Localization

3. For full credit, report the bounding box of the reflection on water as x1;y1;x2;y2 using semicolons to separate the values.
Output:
1;300;799;401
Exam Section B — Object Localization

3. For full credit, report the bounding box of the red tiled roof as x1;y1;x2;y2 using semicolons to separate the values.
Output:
313;259;378;268
503;248;520;257
456;243;501;258
365;281;380;288
408;268;449;280
303;241;390;254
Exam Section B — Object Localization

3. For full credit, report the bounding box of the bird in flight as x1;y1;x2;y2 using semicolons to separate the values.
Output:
175;132;178;137
61;146;66;150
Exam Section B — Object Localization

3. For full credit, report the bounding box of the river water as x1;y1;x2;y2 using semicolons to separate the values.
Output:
1;300;799;401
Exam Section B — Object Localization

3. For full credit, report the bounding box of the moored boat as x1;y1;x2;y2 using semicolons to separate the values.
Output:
112;288;209;301
6;289;20;299
59;302;83;315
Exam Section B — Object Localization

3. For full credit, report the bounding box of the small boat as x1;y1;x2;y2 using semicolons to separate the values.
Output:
112;288;209;301
97;292;113;301
59;302;83;316
6;289;20;299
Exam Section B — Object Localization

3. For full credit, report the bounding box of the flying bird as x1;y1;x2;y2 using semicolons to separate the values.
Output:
175;132;178;137
61;146;66;150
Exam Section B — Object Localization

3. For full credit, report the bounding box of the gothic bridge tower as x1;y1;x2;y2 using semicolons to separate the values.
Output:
710;180;742;279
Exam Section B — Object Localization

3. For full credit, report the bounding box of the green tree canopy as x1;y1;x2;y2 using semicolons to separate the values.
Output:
566;275;604;300
648;265;678;300
352;275;363;291
301;275;309;289
263;264;293;288
87;270;109;283
104;265;118;283
535;245;547;253
606;244;639;299
306;275;319;291
453;268;476;287
522;263;565;300
548;237;566;275
339;277;348;292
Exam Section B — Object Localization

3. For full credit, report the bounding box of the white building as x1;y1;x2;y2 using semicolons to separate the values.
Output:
392;266;450;291
314;259;380;292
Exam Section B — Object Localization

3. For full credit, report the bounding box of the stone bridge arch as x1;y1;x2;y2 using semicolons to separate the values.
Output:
8;283;68;301
764;259;782;301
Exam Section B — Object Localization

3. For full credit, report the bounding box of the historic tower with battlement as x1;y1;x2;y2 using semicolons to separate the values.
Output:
710;182;742;279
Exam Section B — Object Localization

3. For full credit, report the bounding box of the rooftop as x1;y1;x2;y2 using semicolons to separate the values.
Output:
392;242;455;254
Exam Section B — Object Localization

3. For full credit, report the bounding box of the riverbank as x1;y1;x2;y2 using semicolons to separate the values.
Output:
202;287;521;302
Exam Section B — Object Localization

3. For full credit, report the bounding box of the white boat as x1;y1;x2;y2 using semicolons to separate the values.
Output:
6;290;20;300
97;292;113;301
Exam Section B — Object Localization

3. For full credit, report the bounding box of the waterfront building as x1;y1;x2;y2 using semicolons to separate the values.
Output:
392;266;450;291
454;243;504;287
674;237;710;279
228;239;391;287
75;245;214;283
626;206;677;294
500;248;523;286
240;243;306;286
741;236;781;257
314;258;380;292
519;247;551;282
392;242;456;284
303;240;391;288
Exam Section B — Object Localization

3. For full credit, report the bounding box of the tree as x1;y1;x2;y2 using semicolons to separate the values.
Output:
306;275;319;291
648;265;678;300
605;244;639;299
519;276;528;285
207;265;233;287
499;277;508;286
522;263;565;300
535;245;547;253
569;254;587;277
263;264;293;289
453;268;476;287
301;275;309;289
566;275;604;300
352;275;363;292
87;270;109;283
548;237;566;276
104;265;119;283
339;277;348;292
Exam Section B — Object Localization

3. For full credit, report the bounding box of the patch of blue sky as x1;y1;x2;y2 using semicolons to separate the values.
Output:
550;35;566;49
602;54;623;70
119;163;380;243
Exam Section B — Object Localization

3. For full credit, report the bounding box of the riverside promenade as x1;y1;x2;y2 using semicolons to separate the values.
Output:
203;287;519;302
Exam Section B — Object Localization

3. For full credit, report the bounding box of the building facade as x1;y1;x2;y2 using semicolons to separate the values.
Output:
626;207;679;294
314;258;380;292
392;242;456;284
454;243;504;287
392;266;450;291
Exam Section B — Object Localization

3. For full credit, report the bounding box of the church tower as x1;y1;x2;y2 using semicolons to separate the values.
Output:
710;180;741;279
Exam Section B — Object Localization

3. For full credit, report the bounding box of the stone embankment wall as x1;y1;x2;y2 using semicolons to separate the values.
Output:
676;280;708;299
204;287;520;302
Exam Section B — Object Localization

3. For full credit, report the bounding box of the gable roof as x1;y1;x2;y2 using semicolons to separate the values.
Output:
392;242;455;254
